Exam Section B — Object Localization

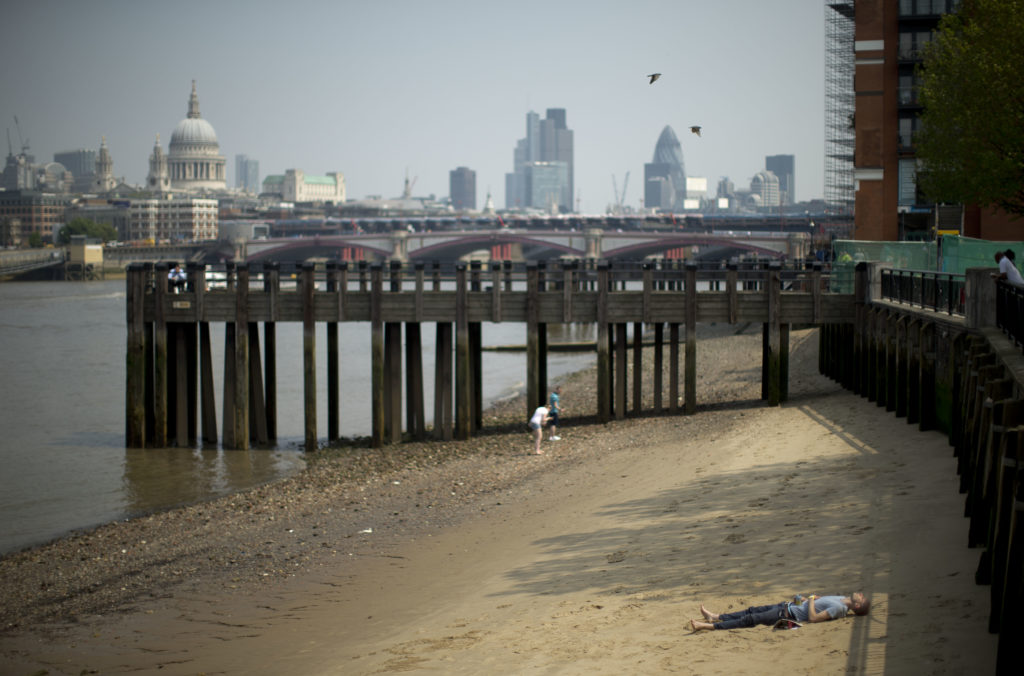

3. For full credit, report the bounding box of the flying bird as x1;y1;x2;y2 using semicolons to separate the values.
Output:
647;73;661;84
690;125;702;137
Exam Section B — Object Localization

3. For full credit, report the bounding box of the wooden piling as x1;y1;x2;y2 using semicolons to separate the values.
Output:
434;322;453;440
455;263;470;440
596;262;611;423
263;262;279;442
406;322;425;440
126;264;146;447
685;261;697;414
233;264;250;450
153;263;169;447
301;262;316;451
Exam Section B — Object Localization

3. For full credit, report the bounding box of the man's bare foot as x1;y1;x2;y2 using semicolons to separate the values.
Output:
535;450;544;454
700;603;718;621
690;619;713;632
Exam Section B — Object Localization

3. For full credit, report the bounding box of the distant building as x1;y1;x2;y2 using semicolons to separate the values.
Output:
235;154;260;193
765;154;795;205
167;81;227;193
261;169;345;204
127;197;218;242
449;166;476;210
505;109;574;212
0;190;70;243
644;126;687;211
2;144;35;191
750;170;781;208
54;149;96;192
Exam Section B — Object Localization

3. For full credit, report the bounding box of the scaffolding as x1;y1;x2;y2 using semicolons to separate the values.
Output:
825;1;855;214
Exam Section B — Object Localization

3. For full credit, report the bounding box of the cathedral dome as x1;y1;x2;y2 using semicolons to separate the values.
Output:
170;117;219;147
166;80;226;192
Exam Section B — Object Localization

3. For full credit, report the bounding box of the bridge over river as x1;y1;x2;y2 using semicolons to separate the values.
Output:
241;228;811;263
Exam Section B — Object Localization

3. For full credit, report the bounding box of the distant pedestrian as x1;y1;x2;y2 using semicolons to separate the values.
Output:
528;405;551;455
548;386;564;441
168;264;186;292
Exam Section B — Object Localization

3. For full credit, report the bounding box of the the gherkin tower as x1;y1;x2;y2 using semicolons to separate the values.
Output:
645;126;687;211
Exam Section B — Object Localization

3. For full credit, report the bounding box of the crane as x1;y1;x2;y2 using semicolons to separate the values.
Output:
611;172;630;214
13;115;28;153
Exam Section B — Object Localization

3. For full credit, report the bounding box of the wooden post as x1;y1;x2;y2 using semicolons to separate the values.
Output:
597;261;611;423
995;475;1024;672
248;322;268;445
895;315;908;418
654;322;664;414
174;323;189;446
471;321;482;434
685;261;697;414
126;264;146;447
327;262;340;442
633;321;643;416
491;261;502;323
406;322;425;440
764;262;781;406
987;426;1022;631
670;323;680;414
455;263;471;440
199;321;217;445
906;318;922;425
615;323;627;420
264;261;279;442
233;264;250;450
526;262;540;417
301;262;315;451
385;321;402;443
434;322;453;440
727;262;738;324
153;263;169;447
370;263;384;448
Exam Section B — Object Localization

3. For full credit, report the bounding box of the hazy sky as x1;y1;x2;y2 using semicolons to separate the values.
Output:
1;0;826;213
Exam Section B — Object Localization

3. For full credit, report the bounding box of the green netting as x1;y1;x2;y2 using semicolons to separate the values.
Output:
828;236;1024;291
937;236;1024;275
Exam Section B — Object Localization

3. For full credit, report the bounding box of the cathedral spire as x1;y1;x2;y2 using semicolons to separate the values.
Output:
187;80;201;119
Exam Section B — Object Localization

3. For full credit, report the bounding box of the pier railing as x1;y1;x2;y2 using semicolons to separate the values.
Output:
880;268;965;316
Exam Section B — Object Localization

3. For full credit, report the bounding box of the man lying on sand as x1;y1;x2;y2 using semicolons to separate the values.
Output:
690;592;870;631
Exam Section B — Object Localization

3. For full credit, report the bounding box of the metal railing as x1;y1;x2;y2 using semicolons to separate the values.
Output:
881;268;965;315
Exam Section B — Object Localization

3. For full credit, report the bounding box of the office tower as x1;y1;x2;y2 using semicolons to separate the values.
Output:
54;149;97;192
449;166;476;210
644;126;686;211
765;155;795;205
235;154;260;193
505;109;574;212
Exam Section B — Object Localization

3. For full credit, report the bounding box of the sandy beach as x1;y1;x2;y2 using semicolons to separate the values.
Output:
0;326;997;674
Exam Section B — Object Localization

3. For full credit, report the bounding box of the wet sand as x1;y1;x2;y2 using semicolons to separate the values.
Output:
0;327;996;674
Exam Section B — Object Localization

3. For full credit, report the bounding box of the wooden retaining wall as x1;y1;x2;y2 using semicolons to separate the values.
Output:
818;264;1021;674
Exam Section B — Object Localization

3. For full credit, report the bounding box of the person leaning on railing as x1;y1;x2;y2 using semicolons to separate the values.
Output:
992;250;1024;287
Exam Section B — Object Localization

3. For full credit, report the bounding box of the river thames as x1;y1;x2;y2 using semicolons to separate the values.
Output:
0;280;594;554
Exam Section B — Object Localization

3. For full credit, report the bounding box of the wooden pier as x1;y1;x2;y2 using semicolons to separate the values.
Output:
125;259;853;451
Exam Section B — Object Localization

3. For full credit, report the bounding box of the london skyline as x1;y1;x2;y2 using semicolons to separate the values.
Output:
1;0;826;213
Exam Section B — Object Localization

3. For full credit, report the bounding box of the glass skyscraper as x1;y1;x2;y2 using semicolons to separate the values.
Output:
644;126;687;211
505;109;574;212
